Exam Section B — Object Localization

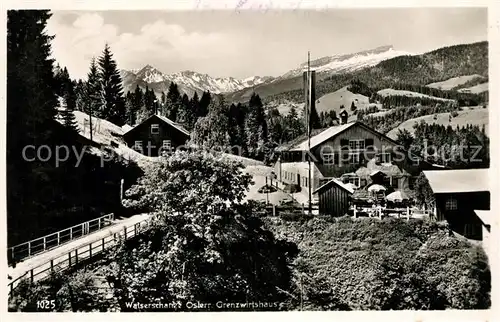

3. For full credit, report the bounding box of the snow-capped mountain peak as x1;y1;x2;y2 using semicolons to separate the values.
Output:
281;45;413;78
121;65;274;97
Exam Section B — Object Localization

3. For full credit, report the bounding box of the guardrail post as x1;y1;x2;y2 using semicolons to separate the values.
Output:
28;243;31;257
70;227;73;240
75;249;78;265
82;223;85;236
273;204;276;216
89;244;92;258
68;252;71;266
102;238;105;251
43;237;46;251
301;203;304;214
30;269;34;283
98;217;101;230
407;206;410;221
354;207;357;218
50;259;54;272
57;232;60;246
124;226;127;238
134;223;138;236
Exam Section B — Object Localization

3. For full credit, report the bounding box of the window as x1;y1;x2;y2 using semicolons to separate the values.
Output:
349;139;365;151
151;124;159;134
323;153;336;165
134;141;142;150
390;176;398;188
445;197;458;211
162;140;171;150
349;153;360;164
348;177;360;188
380;153;391;163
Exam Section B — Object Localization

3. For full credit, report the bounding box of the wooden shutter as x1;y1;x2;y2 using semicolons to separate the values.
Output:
365;138;374;149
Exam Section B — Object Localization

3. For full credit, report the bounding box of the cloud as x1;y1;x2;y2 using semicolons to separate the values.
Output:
46;12;240;80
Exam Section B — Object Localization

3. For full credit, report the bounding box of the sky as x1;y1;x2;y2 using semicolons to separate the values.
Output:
46;8;488;80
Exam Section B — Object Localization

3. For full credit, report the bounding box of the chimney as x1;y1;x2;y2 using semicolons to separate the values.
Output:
340;111;348;124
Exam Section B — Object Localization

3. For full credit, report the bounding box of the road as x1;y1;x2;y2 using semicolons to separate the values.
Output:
7;213;149;283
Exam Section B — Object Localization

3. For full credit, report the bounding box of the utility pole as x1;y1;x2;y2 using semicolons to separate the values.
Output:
307;51;312;215
89;104;93;142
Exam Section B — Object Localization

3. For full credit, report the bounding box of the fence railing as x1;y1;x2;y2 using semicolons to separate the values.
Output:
8;214;115;264
8;218;151;296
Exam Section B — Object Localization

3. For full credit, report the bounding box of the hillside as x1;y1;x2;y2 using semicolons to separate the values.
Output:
426;74;485;90
56;110;159;170
458;82;489;94
376;88;454;102
386;107;489;140
228;41;488;105
280;45;411;79
227;45;411;103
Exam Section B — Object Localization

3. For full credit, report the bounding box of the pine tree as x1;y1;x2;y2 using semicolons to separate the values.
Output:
75;79;86;111
198;91;211;118
97;43;125;125
245;93;268;159
134;85;144;110
7;10;59;245
86;57;104;140
125;96;136;125
166;82;181;121
192;94;230;149
60;98;79;132
7;10;58;146
191;91;200;120
64;79;77;112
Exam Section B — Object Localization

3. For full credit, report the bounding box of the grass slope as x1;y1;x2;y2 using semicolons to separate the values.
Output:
426;74;485;90
377;88;454;102
316;86;372;114
386;107;489;140
458;82;489;94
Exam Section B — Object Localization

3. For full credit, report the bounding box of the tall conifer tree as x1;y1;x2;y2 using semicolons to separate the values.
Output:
98;43;125;125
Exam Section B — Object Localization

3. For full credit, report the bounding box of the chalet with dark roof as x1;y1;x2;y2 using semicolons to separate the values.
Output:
275;121;435;198
122;114;190;157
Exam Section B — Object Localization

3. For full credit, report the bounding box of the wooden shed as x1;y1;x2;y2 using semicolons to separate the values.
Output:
314;178;354;216
424;169;490;240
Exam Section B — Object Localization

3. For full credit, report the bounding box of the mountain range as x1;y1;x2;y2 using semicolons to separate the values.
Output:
121;45;412;98
120;65;274;97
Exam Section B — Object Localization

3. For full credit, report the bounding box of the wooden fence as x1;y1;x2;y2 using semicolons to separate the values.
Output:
8;218;151;296
8;214;115;264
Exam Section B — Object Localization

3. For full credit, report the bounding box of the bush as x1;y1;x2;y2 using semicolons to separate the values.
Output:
264;216;491;310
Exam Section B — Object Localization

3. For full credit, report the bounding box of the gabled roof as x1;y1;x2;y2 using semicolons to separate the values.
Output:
155;114;190;136
288;121;402;152
123;114;190;137
423;169;489;194
475;210;491;225
290;122;357;151
314;178;355;194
